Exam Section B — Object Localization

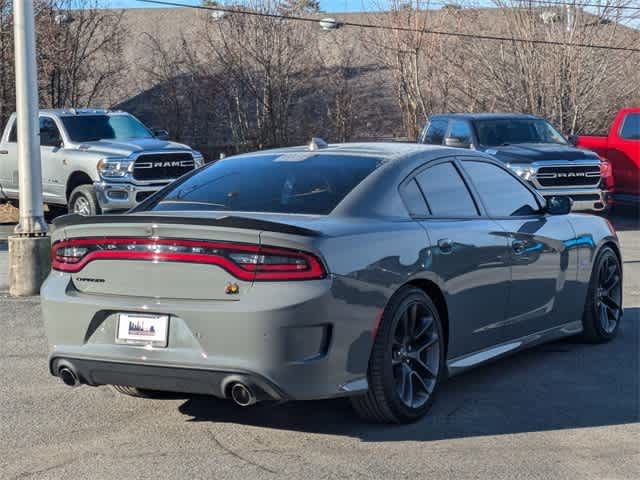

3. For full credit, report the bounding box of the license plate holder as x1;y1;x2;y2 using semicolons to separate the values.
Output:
116;313;169;347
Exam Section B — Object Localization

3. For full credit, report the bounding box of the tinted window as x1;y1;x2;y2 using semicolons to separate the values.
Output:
620;113;640;140
146;153;382;215
400;179;429;216
415;162;478;217
60;114;152;142
8;122;16;142
463;161;540;217
423;119;448;145
40;117;62;147
448;120;472;144
474;119;566;147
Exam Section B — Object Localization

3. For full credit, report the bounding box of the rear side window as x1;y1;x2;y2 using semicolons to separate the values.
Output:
415;162;478;217
400;179;429;216
146;153;382;215
422;119;448;145
462;161;540;217
620;113;640;140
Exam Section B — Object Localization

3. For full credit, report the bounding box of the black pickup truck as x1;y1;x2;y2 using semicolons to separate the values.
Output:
418;113;610;211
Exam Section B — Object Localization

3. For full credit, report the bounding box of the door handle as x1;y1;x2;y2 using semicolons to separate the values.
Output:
437;238;453;254
511;240;525;255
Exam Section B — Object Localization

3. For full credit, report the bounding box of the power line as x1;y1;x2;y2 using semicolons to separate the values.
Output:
508;0;640;11
136;0;640;53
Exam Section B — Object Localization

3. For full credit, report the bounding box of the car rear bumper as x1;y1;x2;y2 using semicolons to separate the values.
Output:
50;357;287;400
41;273;373;401
537;188;609;212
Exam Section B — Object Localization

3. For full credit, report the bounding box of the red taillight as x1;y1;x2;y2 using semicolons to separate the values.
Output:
51;238;326;281
599;160;614;190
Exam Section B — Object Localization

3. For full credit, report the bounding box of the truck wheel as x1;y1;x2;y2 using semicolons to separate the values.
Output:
69;185;101;216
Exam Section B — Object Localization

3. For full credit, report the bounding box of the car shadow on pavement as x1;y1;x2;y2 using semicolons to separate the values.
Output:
178;308;639;442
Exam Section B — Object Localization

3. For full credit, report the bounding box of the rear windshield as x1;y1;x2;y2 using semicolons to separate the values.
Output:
145;152;383;215
61;114;153;142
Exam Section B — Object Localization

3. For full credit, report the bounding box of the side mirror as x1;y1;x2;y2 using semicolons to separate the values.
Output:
151;128;169;140
567;134;578;147
444;136;471;149
546;196;572;215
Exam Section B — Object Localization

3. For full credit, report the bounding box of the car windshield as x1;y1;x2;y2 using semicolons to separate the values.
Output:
474;119;567;147
60;114;153;142
144;152;383;215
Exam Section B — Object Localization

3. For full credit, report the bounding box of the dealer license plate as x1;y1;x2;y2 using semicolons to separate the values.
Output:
116;313;169;347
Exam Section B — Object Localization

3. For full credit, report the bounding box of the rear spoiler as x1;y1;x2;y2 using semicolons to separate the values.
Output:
52;214;322;237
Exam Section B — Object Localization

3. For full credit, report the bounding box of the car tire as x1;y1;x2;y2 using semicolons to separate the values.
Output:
581;246;623;343
69;184;101;216
111;385;179;399
350;286;445;424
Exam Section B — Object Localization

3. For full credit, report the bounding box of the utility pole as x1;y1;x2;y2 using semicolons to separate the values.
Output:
8;0;50;296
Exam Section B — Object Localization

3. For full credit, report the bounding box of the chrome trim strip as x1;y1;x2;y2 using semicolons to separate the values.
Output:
447;320;583;376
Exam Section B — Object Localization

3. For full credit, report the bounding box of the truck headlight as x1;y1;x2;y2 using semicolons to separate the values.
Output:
193;151;205;168
508;164;535;181
97;158;133;178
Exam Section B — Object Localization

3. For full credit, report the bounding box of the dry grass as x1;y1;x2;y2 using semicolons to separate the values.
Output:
0;202;19;224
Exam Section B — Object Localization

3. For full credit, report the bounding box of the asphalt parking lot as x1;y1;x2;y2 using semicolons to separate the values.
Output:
1;213;638;480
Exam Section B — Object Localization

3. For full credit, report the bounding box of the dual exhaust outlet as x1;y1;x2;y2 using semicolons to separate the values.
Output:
56;366;260;407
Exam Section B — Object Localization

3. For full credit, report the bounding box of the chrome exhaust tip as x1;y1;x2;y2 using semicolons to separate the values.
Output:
230;382;257;407
58;367;79;387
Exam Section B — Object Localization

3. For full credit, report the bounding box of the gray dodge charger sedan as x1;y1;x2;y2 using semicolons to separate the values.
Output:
42;141;623;423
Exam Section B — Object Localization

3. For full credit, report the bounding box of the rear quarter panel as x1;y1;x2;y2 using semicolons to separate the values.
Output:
565;213;620;287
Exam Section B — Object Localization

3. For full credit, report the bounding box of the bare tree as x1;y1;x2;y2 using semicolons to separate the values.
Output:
200;0;317;150
0;0;14;125
467;1;640;134
38;0;126;108
367;1;465;139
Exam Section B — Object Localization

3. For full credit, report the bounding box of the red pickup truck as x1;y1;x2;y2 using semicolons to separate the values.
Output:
577;108;640;206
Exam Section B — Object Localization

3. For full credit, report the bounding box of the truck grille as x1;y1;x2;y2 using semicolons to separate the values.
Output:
535;165;600;188
133;153;195;181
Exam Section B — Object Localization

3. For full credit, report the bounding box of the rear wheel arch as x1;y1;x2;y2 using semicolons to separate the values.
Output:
405;279;449;357
602;241;622;267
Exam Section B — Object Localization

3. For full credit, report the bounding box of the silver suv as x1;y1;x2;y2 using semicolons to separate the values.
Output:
0;108;204;215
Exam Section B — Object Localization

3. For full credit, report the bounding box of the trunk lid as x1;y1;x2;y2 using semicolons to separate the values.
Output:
52;213;322;301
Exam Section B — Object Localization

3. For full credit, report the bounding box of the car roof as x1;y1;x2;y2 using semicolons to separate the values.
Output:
38;108;128;117
228;142;462;163
429;112;543;121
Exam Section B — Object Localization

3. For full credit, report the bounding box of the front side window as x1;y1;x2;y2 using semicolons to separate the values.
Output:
473;119;567;147
415;162;478;217
463;160;540;217
619;113;640;140
423;119;448;145
60;114;153;142
8;122;17;142
447;120;472;145
39;117;62;147
143;153;383;215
